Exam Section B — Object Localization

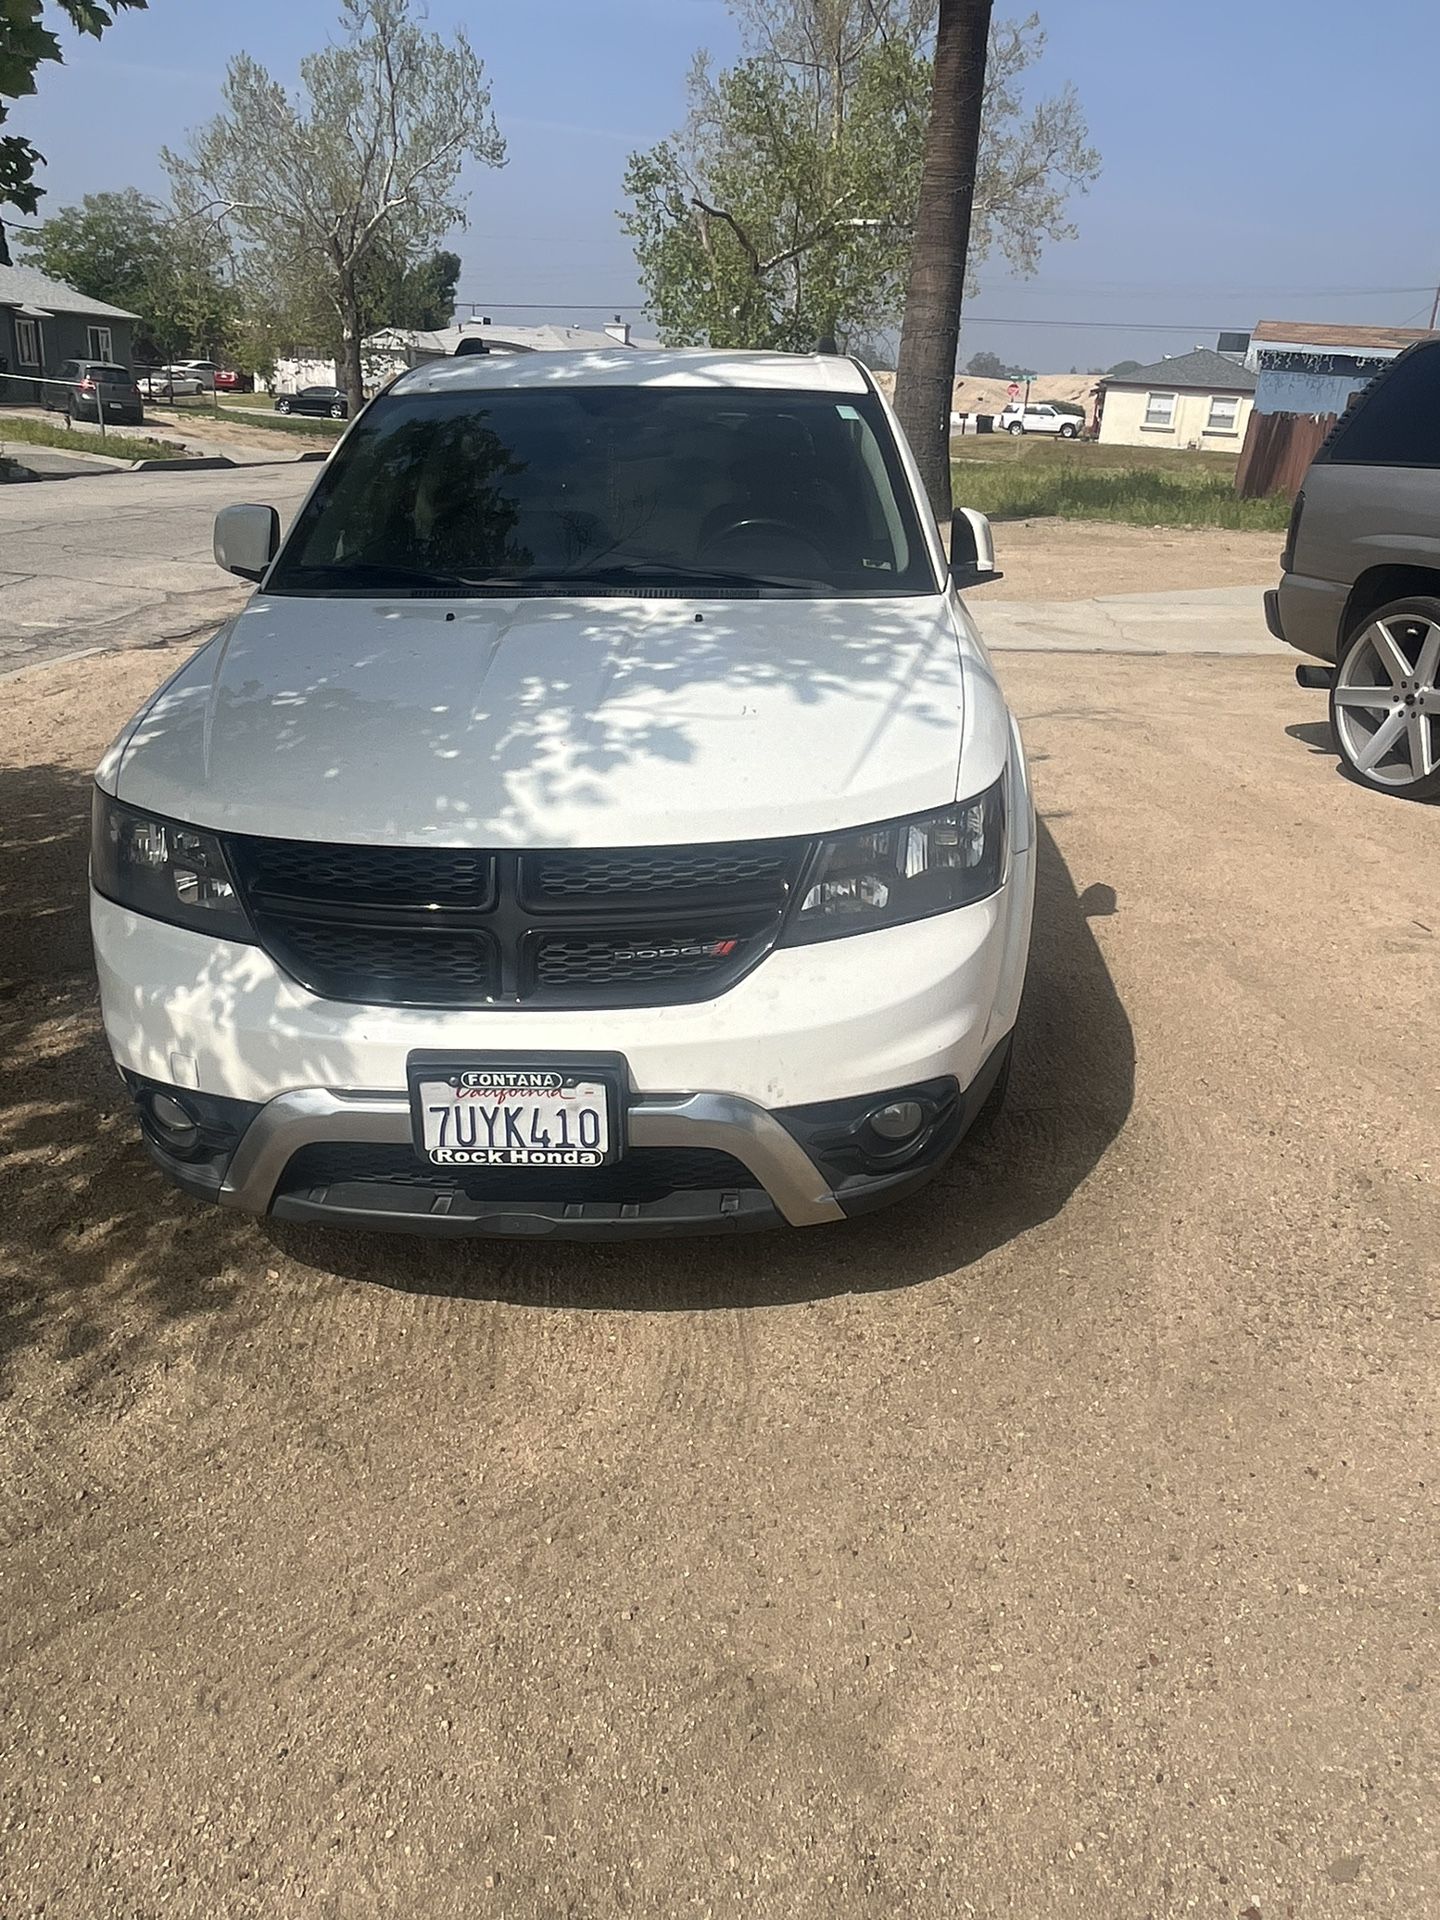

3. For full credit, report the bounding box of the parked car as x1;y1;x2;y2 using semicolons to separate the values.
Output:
1269;338;1440;799
90;349;1034;1238
168;359;218;391
275;386;348;419
214;368;254;393
138;369;206;398
46;360;144;424
997;402;1081;438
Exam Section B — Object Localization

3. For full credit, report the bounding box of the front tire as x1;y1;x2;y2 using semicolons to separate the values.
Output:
329;402;345;419
1059;422;1078;439
1329;596;1440;800
1008;421;1025;435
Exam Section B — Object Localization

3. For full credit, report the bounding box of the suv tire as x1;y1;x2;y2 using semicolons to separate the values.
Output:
1058;422;1078;439
1329;595;1440;800
1007;421;1024;435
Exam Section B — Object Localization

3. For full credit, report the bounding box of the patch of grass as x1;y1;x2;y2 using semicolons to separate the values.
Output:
952;451;1289;532
952;433;1238;478
0;415;184;463
217;403;343;438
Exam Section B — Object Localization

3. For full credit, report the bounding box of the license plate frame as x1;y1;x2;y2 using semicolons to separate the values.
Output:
405;1049;629;1171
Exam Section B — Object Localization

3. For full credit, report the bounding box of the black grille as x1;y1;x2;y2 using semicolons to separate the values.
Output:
535;933;744;988
267;922;499;1005
226;833;805;1010
240;838;493;909
522;845;793;909
278;1143;761;1202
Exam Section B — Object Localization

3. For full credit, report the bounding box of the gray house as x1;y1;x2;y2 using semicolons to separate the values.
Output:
0;264;140;405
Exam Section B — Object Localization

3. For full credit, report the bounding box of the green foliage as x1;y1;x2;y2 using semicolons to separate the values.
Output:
965;350;1018;378
1105;359;1142;377
622;4;1099;350
163;0;503;403
0;0;147;245
950;445;1287;531
0;413;180;462
18;187;240;360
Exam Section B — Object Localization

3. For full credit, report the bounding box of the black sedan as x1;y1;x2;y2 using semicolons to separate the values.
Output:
274;386;348;419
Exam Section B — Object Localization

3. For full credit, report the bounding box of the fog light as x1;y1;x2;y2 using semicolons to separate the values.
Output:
869;1099;925;1142
145;1091;200;1151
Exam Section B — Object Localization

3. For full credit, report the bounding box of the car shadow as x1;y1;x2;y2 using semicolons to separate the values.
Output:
0;755;1134;1359
270;819;1135;1309
1286;719;1335;754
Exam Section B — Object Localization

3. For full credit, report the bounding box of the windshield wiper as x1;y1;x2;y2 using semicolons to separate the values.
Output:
276;560;495;591
542;560;831;592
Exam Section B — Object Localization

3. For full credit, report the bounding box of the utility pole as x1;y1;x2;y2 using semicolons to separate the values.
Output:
1429;283;1439;332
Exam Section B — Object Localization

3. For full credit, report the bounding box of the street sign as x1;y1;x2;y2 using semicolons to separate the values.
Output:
1007;382;1020;399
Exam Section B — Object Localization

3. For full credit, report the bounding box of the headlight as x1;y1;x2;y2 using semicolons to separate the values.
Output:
780;779;1006;945
90;791;253;941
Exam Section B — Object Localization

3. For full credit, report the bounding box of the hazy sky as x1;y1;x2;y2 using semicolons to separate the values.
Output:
13;0;1440;372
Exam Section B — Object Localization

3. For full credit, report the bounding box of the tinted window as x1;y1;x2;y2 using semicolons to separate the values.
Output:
1323;343;1440;467
57;362;78;380
270;385;933;597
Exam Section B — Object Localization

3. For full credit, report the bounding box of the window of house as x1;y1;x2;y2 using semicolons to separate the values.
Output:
1206;395;1241;434
1143;392;1176;428
87;325;113;361
15;317;41;366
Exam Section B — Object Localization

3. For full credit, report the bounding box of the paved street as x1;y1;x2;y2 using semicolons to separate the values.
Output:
1;635;1435;1919
0;463;317;673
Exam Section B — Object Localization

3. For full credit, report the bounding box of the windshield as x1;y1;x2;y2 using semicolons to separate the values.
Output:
269;384;935;597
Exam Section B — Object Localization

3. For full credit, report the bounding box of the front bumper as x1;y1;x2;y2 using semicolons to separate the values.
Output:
92;835;1033;1233
126;1042;1010;1238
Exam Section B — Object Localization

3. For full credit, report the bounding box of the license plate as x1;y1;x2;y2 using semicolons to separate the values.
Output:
409;1065;614;1169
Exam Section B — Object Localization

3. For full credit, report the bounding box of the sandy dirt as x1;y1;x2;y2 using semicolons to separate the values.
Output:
1;642;1437;1918
982;517;1280;600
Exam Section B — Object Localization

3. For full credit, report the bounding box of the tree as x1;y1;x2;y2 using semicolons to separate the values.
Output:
164;0;504;411
965;348;1011;378
1105;358;1141;377
892;0;993;512
0;0;147;262
622;3;1097;353
18;186;239;361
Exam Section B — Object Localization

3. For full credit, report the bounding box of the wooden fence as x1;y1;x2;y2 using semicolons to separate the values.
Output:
1234;409;1337;500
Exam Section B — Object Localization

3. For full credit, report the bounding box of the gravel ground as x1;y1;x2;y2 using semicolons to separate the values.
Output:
982;518;1280;600
1;642;1436;1919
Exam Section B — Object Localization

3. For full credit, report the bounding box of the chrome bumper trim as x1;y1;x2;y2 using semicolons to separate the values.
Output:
218;1087;845;1228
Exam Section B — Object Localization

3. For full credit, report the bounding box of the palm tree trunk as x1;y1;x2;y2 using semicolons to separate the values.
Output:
892;0;994;517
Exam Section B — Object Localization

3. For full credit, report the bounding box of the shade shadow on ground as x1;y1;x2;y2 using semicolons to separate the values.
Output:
0;758;1133;1356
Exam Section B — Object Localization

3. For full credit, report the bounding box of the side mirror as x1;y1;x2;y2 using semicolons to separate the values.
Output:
214;503;280;582
949;507;1003;589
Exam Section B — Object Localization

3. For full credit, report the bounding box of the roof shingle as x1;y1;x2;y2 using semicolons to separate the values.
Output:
1101;347;1257;393
0;263;140;321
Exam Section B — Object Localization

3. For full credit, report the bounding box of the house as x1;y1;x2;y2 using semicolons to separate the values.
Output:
1097;348;1257;450
0;263;140;404
1246;319;1435;417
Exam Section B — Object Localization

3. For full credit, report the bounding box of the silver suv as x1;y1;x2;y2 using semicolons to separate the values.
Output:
1268;340;1440;799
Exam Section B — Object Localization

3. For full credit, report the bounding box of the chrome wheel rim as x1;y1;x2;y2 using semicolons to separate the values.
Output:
1334;614;1440;788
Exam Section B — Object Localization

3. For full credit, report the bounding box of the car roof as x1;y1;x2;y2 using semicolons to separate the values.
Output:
389;348;870;399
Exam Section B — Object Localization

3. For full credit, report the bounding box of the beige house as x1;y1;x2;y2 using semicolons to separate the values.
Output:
1098;347;1257;450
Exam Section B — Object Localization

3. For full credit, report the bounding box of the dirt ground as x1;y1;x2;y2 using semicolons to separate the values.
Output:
2;641;1437;1919
982;518;1279;600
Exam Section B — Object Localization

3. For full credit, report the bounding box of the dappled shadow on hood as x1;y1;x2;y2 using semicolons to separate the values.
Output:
272;819;1134;1309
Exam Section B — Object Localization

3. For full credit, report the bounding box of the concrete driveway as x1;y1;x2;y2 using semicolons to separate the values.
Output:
1;636;1434;1919
0;463;317;673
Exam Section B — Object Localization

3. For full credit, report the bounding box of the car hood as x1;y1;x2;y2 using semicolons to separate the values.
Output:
109;591;968;848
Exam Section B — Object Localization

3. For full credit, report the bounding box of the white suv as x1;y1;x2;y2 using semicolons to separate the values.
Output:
90;351;1035;1239
998;402;1080;438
